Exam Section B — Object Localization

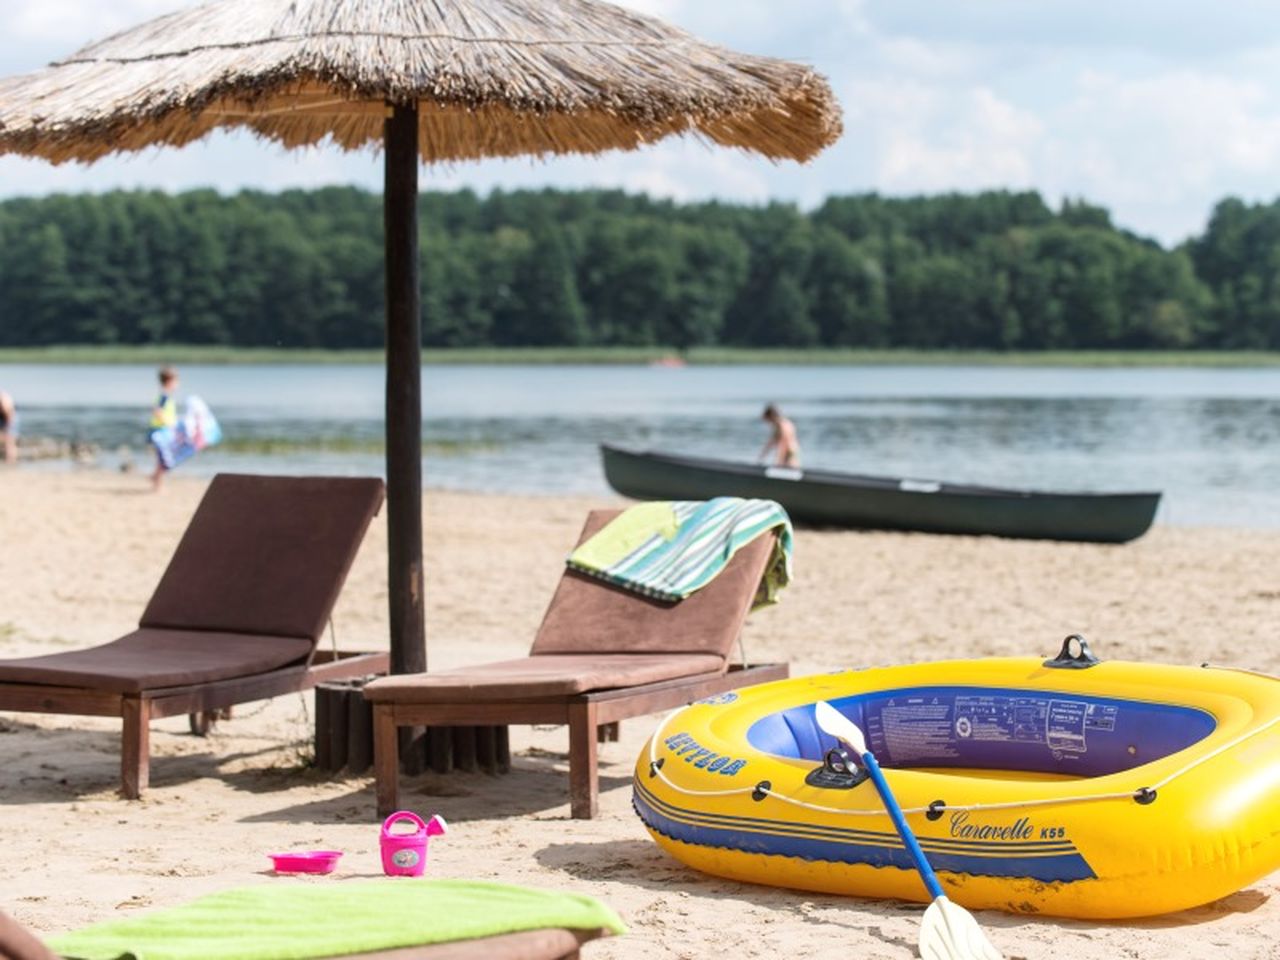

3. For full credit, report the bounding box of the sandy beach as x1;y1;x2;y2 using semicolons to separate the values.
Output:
1;469;1277;959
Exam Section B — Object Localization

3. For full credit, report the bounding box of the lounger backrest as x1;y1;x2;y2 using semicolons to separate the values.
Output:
530;509;776;660
140;474;385;642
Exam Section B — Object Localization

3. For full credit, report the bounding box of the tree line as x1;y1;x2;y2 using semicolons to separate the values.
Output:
0;186;1276;350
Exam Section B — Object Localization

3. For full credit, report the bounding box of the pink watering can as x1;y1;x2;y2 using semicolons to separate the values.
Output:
380;810;448;877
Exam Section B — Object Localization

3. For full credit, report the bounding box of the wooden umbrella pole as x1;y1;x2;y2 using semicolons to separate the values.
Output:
384;100;426;681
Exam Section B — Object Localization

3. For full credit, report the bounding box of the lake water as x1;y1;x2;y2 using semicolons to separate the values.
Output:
2;363;1278;529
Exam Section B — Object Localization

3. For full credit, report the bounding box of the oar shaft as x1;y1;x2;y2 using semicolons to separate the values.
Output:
860;750;945;901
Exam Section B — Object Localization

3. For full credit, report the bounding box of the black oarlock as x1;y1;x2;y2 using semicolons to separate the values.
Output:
805;747;870;790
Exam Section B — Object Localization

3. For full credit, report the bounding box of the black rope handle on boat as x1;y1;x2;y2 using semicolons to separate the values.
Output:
1043;634;1102;669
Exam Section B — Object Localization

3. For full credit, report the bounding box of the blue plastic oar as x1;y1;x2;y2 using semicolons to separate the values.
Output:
815;701;1003;960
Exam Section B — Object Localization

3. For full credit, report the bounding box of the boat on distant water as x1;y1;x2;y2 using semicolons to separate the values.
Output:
648;355;687;368
600;444;1161;543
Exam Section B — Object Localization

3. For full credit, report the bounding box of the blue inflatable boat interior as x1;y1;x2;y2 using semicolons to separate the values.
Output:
746;685;1217;779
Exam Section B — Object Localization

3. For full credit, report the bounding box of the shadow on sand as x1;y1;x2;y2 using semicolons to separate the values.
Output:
536;835;1270;941
0;715;630;823
240;754;633;825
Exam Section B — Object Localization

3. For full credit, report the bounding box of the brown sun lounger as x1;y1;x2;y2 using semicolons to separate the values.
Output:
364;509;789;819
0;474;390;799
0;910;611;960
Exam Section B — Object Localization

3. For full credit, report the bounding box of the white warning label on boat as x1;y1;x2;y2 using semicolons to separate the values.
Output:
1046;700;1119;752
1046;700;1088;752
878;698;959;762
954;695;1049;743
945;695;1118;754
867;692;1123;763
764;466;804;481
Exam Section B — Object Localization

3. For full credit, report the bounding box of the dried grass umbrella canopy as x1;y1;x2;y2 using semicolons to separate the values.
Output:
0;0;842;687
0;0;842;163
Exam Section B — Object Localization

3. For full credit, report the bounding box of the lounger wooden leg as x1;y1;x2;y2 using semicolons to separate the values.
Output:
496;725;511;774
373;705;401;818
121;698;151;799
568;701;600;819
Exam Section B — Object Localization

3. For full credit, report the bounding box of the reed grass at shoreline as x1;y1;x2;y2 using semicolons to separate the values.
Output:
2;345;1280;367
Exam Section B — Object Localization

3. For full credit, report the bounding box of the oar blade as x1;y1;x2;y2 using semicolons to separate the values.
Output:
814;703;1003;959
920;896;1003;960
814;700;867;754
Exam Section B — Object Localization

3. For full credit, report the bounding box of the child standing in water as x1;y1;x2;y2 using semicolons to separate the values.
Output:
760;403;800;468
149;366;179;491
0;390;16;464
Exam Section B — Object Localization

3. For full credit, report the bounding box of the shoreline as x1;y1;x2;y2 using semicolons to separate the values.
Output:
7;458;1279;535
1;471;1278;959
3;345;1280;367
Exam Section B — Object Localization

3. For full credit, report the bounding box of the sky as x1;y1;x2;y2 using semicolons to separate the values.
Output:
3;1;1280;246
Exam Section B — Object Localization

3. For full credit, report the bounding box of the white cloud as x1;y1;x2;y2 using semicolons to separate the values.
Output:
1068;70;1280;182
3;0;1280;244
8;1;181;46
855;82;1042;193
864;0;1280;60
1028;66;1280;242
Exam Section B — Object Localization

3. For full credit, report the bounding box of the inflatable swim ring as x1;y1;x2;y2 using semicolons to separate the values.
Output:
633;640;1280;919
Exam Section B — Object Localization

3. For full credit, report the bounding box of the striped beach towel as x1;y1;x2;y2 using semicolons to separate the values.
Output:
568;498;793;608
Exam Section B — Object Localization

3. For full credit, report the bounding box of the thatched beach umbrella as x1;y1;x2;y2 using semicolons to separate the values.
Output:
0;0;842;679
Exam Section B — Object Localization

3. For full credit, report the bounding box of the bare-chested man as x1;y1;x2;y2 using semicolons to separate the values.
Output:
759;404;800;468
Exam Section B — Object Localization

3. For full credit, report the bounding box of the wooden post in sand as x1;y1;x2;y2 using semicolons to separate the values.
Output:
384;101;428;773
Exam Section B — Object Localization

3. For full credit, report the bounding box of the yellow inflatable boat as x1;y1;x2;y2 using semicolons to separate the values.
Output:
633;639;1280;919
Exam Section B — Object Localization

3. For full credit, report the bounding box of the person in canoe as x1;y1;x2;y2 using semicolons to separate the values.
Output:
760;403;801;468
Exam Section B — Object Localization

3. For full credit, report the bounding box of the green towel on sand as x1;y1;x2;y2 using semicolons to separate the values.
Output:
568;497;793;609
49;880;625;960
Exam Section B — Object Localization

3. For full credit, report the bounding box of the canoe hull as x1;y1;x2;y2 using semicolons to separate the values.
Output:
601;445;1160;543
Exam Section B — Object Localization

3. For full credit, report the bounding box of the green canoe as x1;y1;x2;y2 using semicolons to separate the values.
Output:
600;445;1161;543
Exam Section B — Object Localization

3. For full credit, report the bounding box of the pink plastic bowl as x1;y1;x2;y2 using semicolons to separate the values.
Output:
268;851;343;875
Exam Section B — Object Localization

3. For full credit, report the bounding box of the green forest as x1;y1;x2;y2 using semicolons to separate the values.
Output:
0;186;1277;350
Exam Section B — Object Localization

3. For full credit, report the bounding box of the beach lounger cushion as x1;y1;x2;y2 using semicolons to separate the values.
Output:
0;473;389;800
363;652;727;702
528;512;774;659
139;474;384;642
0;629;314;694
